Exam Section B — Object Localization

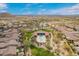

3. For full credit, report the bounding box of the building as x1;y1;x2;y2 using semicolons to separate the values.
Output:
0;28;20;56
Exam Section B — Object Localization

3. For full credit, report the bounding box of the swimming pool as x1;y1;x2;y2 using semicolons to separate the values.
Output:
36;33;46;43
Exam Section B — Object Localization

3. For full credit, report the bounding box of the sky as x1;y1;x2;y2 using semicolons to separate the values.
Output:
0;3;79;15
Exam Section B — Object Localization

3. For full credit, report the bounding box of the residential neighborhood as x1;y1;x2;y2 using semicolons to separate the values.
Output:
0;3;79;56
0;13;79;56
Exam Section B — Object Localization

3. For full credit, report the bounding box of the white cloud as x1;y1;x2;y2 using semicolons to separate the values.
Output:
22;11;33;15
0;3;7;13
37;4;79;15
17;3;79;15
55;4;79;15
0;3;7;9
0;9;7;13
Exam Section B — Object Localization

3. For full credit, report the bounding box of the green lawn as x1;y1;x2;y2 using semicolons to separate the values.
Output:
21;29;33;49
21;29;57;56
30;45;55;56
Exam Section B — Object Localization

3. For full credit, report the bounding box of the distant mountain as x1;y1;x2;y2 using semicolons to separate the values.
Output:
0;13;14;17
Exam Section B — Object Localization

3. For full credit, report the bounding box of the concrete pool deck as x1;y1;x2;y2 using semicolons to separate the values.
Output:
34;31;49;43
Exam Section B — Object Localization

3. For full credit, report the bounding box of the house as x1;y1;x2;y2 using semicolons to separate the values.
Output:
0;28;20;56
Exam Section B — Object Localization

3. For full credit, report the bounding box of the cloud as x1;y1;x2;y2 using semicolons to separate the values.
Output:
0;9;7;13
16;3;79;15
37;9;48;15
37;4;79;15
0;3;7;13
0;3;7;9
54;4;79;15
22;11;33;15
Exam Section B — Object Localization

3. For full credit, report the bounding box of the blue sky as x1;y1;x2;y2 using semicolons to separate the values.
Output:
0;3;79;15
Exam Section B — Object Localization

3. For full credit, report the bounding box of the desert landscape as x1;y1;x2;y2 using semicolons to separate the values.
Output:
0;13;79;56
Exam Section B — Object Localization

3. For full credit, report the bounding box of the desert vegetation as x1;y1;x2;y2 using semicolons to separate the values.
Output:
0;13;79;56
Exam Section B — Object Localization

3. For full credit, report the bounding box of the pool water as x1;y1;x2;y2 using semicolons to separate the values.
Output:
37;33;46;43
